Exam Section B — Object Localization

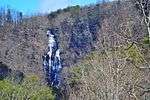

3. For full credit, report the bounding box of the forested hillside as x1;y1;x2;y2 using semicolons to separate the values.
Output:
0;0;149;100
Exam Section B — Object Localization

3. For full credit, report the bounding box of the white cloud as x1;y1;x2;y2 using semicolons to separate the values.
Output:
38;0;115;13
39;0;69;13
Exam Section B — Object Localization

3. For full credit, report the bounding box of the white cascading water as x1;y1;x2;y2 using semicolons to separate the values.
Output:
43;29;62;88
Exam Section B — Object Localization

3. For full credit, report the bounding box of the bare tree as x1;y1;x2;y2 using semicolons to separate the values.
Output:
132;0;150;38
6;8;13;23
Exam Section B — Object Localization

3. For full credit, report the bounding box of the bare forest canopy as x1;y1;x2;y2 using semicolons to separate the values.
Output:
0;0;150;100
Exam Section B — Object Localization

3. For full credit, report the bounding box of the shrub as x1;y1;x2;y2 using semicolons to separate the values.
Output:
0;75;55;100
143;35;149;45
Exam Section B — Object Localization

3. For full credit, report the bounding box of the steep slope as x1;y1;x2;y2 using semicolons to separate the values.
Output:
48;1;149;68
0;16;50;81
61;43;149;100
55;1;149;100
0;1;149;99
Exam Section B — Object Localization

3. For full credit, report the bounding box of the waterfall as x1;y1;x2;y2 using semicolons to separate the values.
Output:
43;29;62;88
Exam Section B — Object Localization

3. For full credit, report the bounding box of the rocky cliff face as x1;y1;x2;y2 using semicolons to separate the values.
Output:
48;1;149;68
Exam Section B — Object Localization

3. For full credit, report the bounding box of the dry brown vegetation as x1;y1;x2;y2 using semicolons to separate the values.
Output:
59;0;150;100
0;0;149;100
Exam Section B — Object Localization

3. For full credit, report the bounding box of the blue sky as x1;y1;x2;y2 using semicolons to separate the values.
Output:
0;0;97;15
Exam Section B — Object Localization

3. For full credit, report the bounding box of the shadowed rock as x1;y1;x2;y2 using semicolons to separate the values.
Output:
0;62;11;80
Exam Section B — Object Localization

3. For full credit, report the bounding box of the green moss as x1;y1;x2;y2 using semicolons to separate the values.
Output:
143;36;149;45
126;44;145;65
26;74;39;82
68;66;82;85
72;67;82;75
